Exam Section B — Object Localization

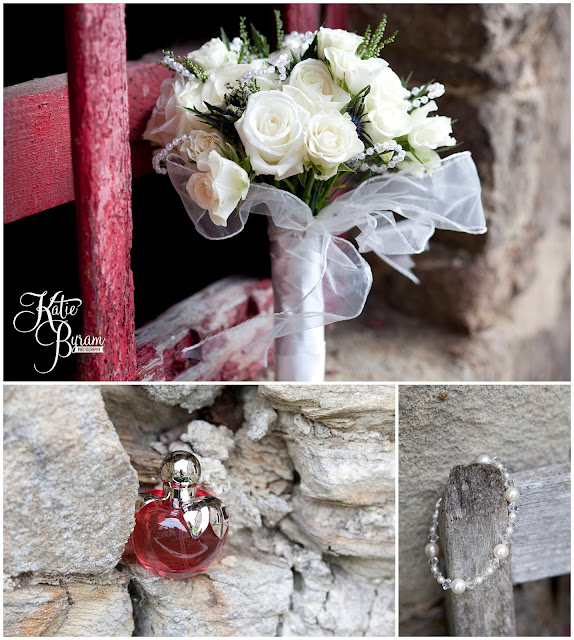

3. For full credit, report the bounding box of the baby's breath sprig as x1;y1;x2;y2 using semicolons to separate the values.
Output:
357;15;398;60
159;50;208;82
409;82;446;109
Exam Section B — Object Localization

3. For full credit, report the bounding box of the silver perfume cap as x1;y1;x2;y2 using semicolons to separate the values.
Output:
161;451;201;487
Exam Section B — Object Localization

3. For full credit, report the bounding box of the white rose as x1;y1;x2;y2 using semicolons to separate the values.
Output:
186;150;250;226
408;101;456;150
143;75;211;145
201;61;278;107
283;59;350;113
179;130;227;164
187;37;238;70
305;111;364;180
324;47;389;95
366;103;412;142
235;90;310;180
317;27;363;58
365;67;410;109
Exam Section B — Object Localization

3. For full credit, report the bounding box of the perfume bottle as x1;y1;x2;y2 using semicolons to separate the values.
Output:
131;451;229;579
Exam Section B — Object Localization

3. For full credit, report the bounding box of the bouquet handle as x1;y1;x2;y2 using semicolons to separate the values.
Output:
268;218;326;382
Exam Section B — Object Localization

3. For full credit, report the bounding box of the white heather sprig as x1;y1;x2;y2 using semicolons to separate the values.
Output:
349;141;407;173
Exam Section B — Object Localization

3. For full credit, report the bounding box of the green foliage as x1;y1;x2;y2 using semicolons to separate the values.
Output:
356;15;397;59
159;49;208;82
301;30;319;61
236;16;270;62
220;27;231;50
274;9;284;49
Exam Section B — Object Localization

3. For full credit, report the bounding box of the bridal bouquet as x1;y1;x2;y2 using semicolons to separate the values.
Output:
145;13;486;381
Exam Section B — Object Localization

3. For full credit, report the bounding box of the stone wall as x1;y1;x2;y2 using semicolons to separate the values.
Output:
339;4;571;381
398;384;571;635
3;384;395;637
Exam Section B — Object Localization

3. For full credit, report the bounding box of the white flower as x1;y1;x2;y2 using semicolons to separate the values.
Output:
187;37;238;70
186;150;250;226
323;47;389;95
143;75;210;145
366;103;412;142
305;111;364;180
317;27;363;58
235;90;310;180
283;59;350;113
179;130;227;164
365;67;411;109
201;62;278;108
408;101;456;150
398;148;441;177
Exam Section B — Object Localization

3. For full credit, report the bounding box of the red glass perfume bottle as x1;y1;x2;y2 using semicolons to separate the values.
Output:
131;451;229;579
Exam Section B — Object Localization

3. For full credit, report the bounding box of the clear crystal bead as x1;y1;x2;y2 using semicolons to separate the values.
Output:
507;521;515;529
501;535;512;545
466;579;476;590
490;558;500;568
508;503;519;512
431;517;438;526
429;533;439;542
428;557;439;566
442;579;452;590
491;456;500;464
481;572;490;581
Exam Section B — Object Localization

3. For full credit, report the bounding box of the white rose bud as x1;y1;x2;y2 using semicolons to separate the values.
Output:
317;27;363;59
366;103;412;141
186;151;250;227
408;100;456;150
235;90;310;180
324;47;388;95
283;59;350;113
187;37;238;70
305;111;364;180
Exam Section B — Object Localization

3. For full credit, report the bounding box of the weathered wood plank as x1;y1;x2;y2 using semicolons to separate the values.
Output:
440;463;515;636
285;3;320;33
4;62;171;223
136;276;274;381
510;463;571;583
325;4;349;30
65;3;137;381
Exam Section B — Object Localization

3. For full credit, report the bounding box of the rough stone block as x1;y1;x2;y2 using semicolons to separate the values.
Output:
3;386;139;577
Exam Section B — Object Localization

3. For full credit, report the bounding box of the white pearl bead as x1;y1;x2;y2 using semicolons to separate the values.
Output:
476;454;491;464
505;527;514;535
508;512;518;522
429;526;437;534
451;578;466;594
494;543;510;559
505;487;520;503
425;543;440;557
503;472;510;480
437;576;445;584
486;567;494;575
475;576;483;585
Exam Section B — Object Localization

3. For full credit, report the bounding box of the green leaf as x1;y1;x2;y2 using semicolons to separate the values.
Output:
220;27;231;50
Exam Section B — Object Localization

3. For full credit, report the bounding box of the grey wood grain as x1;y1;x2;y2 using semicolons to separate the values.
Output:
510;462;571;583
440;464;516;637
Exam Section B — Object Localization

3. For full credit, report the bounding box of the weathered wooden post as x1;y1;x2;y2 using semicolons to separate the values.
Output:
65;3;137;380
440;463;516;636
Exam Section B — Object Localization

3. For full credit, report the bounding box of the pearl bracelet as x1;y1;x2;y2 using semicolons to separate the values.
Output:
425;455;520;594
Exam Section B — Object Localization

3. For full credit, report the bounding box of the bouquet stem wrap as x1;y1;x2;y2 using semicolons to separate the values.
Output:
268;218;326;381
166;151;486;381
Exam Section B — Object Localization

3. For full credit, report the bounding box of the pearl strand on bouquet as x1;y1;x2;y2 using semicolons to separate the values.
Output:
426;455;520;594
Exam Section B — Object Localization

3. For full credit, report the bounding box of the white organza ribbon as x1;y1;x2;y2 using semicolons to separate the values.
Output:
165;151;486;380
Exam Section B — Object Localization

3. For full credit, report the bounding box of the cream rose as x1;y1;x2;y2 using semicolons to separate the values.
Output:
143;75;210;145
305;111;364;180
317;27;363;58
324;47;389;95
408;101;456;150
186;151;250;226
283;59;350;113
235;90;310;180
187;37;238;70
179;130;227;164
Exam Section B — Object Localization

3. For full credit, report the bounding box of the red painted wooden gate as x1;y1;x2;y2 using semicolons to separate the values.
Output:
3;3;348;381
